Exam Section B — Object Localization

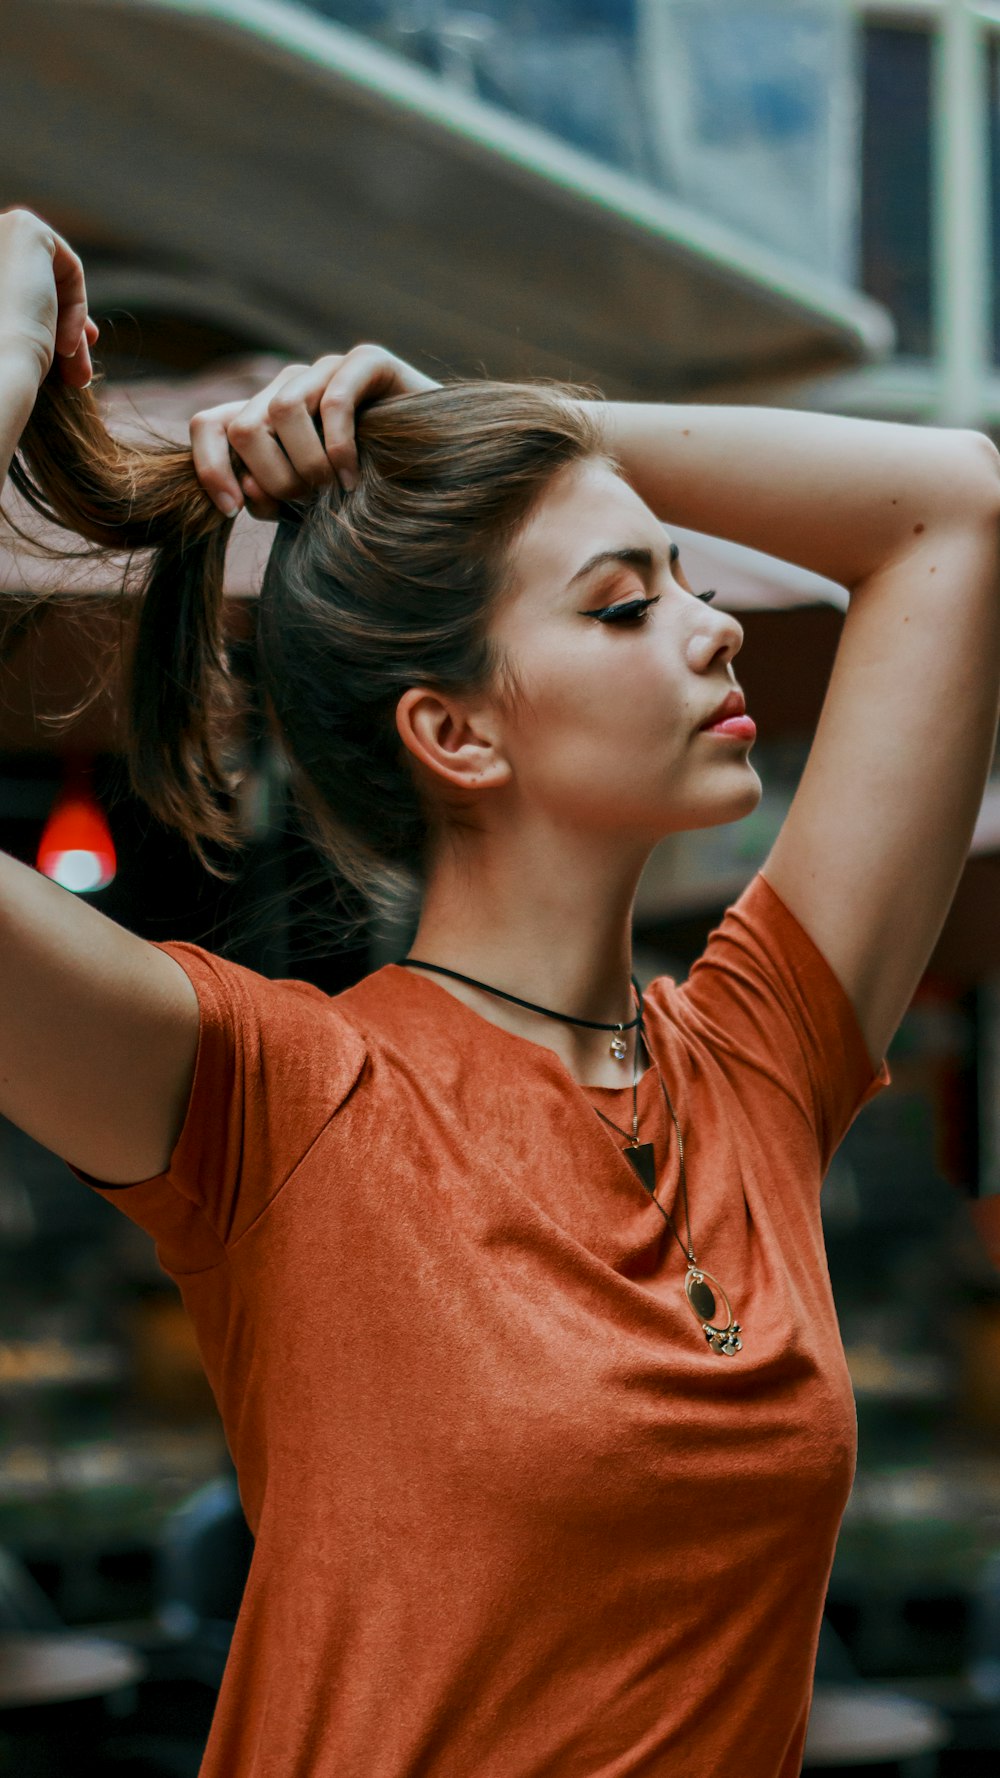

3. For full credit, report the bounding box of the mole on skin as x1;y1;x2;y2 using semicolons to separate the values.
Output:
914;522;925;534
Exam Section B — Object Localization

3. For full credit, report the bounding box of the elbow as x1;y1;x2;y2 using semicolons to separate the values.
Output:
954;429;1000;517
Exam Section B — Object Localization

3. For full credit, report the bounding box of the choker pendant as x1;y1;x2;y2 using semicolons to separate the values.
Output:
610;1026;628;1061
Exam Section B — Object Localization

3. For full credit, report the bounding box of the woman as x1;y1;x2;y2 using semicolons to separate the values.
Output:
2;209;999;1778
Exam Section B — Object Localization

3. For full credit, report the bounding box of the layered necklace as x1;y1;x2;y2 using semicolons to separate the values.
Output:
397;957;743;1356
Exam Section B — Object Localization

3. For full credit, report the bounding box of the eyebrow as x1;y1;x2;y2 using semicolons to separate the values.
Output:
567;539;679;592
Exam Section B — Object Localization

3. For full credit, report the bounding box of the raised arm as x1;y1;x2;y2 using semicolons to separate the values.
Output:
588;399;1000;1069
0;210;200;1185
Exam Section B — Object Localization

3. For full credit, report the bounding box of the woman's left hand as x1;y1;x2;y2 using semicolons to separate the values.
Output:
190;343;441;519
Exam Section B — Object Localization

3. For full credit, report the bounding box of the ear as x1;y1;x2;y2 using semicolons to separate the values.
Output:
395;686;511;793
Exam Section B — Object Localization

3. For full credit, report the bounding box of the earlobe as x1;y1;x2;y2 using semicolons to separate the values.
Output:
395;686;509;793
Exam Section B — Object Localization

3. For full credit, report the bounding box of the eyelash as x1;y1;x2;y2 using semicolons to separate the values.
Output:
591;588;718;625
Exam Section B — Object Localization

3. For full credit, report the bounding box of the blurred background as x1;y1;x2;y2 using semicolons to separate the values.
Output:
1;1;1000;1773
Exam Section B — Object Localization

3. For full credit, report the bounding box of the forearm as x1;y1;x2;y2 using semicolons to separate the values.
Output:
586;401;1000;591
0;346;38;495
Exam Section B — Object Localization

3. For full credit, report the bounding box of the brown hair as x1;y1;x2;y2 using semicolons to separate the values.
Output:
5;365;609;925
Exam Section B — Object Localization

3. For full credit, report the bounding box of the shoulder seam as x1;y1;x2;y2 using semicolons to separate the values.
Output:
226;1049;370;1255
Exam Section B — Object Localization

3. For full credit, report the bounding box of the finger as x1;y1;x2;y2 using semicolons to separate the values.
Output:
266;368;341;490
317;344;403;484
48;228;91;362
190;401;248;515
271;352;352;482
239;473;282;523
226;398;314;505
84;317;100;345
222;365;319;502
58;333;94;388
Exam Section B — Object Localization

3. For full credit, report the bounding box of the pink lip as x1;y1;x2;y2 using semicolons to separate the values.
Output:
701;715;756;740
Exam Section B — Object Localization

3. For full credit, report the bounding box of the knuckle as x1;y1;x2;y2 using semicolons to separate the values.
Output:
193;465;228;497
190;401;240;433
267;390;298;422
226;415;255;449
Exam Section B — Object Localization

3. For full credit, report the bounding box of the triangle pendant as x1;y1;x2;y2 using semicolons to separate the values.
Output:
624;1142;657;1196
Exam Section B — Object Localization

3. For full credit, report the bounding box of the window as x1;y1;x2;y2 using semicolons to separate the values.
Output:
860;22;934;358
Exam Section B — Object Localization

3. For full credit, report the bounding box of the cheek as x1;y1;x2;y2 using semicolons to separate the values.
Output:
512;639;682;734
502;645;691;801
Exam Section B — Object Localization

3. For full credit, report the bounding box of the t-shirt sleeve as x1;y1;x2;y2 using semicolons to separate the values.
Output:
64;940;368;1271
668;869;892;1177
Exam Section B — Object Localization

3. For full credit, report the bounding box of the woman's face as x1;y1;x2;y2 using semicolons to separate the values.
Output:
486;454;762;846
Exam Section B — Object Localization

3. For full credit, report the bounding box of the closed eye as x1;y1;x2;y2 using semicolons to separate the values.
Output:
584;588;718;624
589;594;661;625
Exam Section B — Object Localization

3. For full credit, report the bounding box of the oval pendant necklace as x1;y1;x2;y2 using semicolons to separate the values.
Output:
589;986;744;1357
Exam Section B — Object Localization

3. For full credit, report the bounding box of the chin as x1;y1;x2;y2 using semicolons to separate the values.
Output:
680;767;762;833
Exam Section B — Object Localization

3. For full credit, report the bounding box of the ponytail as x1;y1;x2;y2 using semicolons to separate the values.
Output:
6;368;245;874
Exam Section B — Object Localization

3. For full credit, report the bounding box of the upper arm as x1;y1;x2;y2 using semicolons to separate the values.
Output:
760;433;1000;1066
0;846;200;1184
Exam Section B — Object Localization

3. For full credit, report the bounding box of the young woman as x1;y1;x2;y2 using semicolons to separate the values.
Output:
2;208;999;1778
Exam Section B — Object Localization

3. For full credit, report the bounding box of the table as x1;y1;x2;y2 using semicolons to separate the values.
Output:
0;1630;146;1708
0;1631;149;1777
804;1683;951;1772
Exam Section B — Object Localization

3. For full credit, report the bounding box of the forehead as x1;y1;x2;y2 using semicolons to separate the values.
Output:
508;457;664;603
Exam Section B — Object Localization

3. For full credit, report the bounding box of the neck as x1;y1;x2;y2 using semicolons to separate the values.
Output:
405;819;651;1085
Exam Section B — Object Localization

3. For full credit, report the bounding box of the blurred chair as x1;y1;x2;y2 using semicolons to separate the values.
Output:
151;1472;254;1689
816;1614;863;1685
968;1549;1000;1707
0;1548;151;1777
879;1550;1000;1767
806;1612;951;1775
0;1543;65;1632
96;1472;253;1776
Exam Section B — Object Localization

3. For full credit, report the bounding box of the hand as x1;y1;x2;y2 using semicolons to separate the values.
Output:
190;343;442;519
0;208;99;390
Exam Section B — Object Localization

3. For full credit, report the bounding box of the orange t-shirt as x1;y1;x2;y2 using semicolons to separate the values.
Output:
71;869;891;1778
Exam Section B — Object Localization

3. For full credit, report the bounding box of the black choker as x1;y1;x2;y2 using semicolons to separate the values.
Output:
397;958;642;1061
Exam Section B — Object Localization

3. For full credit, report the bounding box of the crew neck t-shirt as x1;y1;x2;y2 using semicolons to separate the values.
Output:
69;868;892;1778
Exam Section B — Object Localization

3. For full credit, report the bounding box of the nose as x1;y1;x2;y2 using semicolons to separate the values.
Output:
687;602;743;671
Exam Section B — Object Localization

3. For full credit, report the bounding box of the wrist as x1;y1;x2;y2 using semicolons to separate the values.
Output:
0;338;42;423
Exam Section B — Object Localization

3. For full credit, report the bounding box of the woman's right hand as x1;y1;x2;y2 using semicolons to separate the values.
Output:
190;345;442;518
0;208;99;391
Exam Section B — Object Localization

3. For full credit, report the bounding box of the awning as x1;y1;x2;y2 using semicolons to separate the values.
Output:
0;0;892;398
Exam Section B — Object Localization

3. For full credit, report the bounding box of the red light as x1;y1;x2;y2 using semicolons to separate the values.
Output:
37;758;116;893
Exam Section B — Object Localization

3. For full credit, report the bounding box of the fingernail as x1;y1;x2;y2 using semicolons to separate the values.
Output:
219;497;242;518
339;467;358;492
